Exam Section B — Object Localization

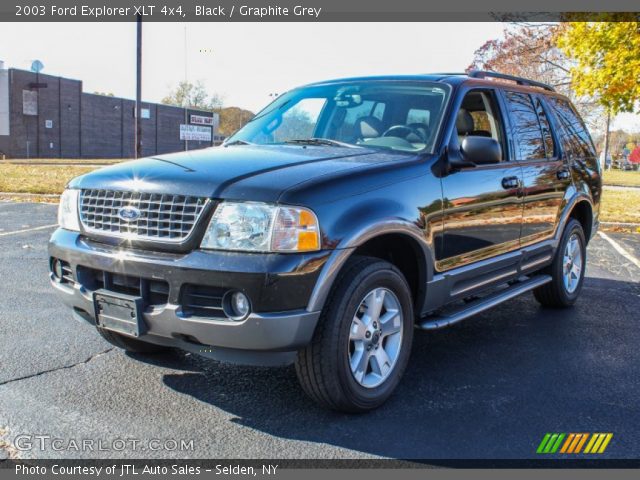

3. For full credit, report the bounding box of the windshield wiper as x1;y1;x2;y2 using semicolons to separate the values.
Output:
283;138;357;148
224;139;253;147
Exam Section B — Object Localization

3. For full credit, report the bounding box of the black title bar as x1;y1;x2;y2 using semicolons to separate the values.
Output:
3;0;640;22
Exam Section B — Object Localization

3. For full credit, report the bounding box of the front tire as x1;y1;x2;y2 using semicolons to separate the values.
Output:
534;218;586;308
295;256;414;412
97;328;170;354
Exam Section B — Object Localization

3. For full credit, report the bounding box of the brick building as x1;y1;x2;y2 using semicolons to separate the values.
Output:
0;62;221;159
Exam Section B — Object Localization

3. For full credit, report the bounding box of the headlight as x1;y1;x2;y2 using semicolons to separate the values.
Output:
201;202;320;252
58;189;81;232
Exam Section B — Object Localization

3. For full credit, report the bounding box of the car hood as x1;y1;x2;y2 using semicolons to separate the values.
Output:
69;144;410;202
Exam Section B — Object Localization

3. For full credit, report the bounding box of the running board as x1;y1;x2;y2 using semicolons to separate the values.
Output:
419;275;552;330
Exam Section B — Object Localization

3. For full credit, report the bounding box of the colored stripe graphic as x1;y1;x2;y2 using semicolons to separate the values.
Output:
537;433;552;454
537;433;565;454
544;434;559;453
584;434;598;453
560;434;575;453
538;433;613;454
574;433;589;453
584;433;614;454
550;433;566;453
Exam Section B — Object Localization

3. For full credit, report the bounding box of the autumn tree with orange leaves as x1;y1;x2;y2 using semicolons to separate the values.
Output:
468;23;605;132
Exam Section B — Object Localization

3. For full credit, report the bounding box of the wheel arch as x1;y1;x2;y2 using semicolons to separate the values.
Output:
556;193;595;245
306;220;433;317
567;199;594;243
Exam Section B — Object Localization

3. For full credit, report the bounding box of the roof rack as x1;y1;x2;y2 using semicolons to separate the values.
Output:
468;70;556;92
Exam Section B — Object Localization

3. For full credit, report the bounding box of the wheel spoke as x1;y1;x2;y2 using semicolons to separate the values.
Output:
349;317;367;341
571;264;581;279
370;347;392;378
571;237;580;258
350;347;370;384
574;254;583;270
367;288;385;322
379;310;401;337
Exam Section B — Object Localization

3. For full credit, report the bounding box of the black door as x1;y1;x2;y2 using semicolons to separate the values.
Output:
501;91;571;246
438;89;524;271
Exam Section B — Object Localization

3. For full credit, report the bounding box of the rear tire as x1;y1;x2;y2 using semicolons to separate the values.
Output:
97;328;170;354
295;256;414;413
534;218;586;308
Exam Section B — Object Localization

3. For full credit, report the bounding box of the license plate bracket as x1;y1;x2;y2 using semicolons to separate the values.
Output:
93;290;145;338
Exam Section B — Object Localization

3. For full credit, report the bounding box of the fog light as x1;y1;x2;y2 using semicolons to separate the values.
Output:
51;258;63;280
224;291;251;321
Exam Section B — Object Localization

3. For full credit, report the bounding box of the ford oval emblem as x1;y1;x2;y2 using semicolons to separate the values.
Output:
118;206;141;222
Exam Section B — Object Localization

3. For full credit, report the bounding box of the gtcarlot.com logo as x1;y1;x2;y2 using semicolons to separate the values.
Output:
537;433;613;454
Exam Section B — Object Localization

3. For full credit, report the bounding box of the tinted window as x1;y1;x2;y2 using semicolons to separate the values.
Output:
271;98;326;143
334;100;386;140
228;81;450;153
457;90;505;148
406;108;430;125
547;97;596;158
504;91;546;160
535;98;555;158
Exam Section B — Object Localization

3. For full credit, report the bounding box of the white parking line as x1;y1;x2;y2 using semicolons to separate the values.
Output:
0;224;58;237
598;231;640;271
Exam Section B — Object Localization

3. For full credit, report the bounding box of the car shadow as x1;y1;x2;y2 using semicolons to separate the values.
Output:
135;275;640;459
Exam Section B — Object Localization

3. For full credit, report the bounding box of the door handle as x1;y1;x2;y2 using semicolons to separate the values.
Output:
557;167;571;180
501;176;520;189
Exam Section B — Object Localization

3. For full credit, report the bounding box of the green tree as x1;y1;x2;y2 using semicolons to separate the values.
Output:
558;19;640;115
558;18;640;164
161;80;224;111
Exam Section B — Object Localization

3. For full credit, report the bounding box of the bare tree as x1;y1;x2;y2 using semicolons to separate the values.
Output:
468;23;606;133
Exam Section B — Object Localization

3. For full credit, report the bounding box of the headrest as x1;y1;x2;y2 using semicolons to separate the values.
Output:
456;109;474;135
357;116;383;138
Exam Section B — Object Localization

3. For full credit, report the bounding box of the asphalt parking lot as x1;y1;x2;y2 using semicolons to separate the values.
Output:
0;201;639;461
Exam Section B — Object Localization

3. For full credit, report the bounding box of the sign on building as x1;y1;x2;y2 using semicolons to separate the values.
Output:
22;90;38;116
190;113;219;133
190;114;214;125
180;124;212;142
141;108;150;119
45;120;53;129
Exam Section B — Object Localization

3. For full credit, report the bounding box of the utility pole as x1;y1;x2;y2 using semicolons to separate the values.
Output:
135;15;142;159
184;25;189;152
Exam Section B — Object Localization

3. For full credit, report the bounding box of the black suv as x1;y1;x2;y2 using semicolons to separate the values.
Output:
49;71;601;412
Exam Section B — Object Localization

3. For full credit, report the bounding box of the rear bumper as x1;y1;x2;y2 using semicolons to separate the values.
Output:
48;229;327;365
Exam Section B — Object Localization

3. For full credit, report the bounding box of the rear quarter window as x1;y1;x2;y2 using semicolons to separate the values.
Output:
546;97;596;158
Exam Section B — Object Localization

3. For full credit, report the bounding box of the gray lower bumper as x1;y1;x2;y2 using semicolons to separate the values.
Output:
48;229;328;366
51;277;321;366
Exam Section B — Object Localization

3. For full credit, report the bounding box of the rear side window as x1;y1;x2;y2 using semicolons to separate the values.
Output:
546;97;596;158
503;91;546;160
534;98;556;158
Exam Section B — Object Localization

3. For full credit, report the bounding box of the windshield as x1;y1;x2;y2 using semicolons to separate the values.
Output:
226;81;450;153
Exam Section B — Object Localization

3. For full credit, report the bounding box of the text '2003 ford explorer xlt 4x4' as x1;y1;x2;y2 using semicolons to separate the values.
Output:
49;71;601;412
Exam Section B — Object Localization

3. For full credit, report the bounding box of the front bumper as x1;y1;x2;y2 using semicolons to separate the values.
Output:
49;229;328;365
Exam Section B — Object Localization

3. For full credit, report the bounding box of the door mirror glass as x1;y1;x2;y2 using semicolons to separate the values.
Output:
461;136;502;165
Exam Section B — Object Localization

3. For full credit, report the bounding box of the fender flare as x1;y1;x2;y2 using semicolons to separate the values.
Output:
306;219;434;313
555;193;595;244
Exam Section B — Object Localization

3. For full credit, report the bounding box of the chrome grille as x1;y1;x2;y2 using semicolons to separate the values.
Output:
79;189;207;242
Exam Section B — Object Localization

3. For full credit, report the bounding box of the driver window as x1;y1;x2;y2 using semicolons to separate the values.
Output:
456;90;505;156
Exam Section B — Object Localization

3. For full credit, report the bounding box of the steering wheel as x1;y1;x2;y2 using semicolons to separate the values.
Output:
382;124;428;143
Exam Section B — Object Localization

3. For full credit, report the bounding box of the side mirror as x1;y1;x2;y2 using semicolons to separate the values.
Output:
461;136;502;165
